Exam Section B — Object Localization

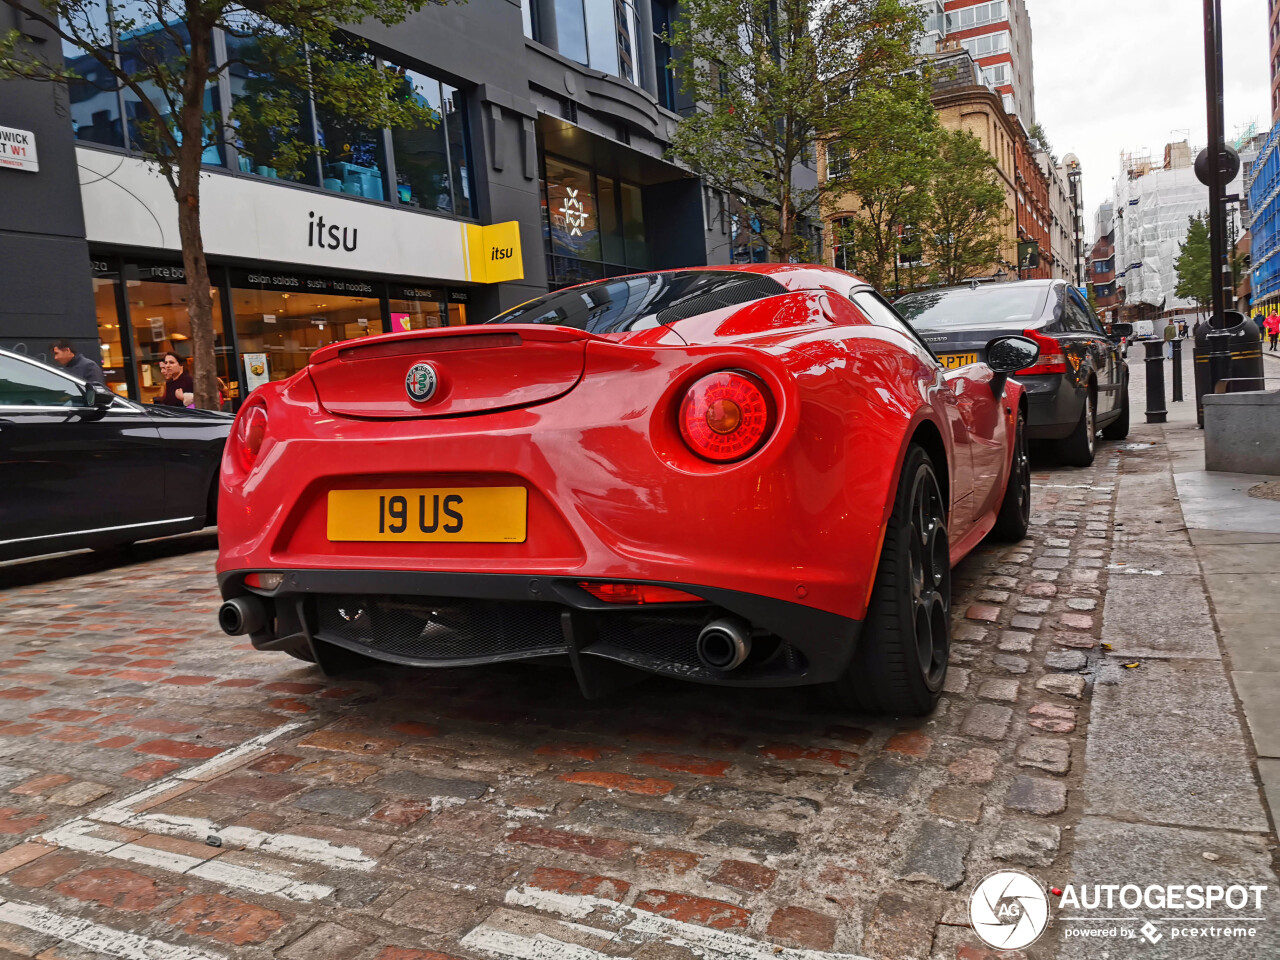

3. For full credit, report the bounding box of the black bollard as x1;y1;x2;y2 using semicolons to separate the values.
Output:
1171;337;1184;402
1144;339;1167;423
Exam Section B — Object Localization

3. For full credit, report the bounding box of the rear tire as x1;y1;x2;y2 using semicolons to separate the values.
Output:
990;409;1031;542
830;445;949;716
1101;379;1130;440
1058;389;1096;467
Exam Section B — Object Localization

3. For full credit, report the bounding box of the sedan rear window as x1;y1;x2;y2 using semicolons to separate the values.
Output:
486;271;788;335
896;285;1050;331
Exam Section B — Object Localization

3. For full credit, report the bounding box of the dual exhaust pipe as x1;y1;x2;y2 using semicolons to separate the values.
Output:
221;594;754;673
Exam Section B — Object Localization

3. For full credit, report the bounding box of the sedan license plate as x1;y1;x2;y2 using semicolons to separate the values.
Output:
327;488;527;543
939;352;978;370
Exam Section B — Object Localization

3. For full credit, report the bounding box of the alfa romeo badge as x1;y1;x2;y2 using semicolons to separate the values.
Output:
405;361;438;402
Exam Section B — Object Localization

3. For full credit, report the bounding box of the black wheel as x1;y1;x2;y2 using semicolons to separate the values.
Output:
830;445;950;716
1058;388;1096;467
1101;378;1130;440
990;408;1031;542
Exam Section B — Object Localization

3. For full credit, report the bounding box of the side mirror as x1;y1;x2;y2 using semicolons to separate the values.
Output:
985;335;1041;398
88;383;116;409
1108;322;1133;342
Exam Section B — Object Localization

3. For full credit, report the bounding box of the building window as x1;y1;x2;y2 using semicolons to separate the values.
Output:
825;141;851;182
960;30;1010;59
542;153;650;287
652;0;677;110
830;217;855;272
61;0;124;148
947;0;1006;32
388;66;473;216
983;63;1011;87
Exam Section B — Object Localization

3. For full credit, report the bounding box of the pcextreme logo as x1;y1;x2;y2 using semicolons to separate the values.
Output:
969;870;1271;949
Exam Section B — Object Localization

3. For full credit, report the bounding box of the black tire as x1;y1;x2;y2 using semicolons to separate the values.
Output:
1101;378;1130;440
1058;388;1096;467
990;408;1031;542
830;445;950;716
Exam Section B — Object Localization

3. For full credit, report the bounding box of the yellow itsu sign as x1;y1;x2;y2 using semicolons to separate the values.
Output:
462;220;524;284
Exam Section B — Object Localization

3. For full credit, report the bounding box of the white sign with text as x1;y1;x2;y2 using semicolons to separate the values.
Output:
0;126;38;173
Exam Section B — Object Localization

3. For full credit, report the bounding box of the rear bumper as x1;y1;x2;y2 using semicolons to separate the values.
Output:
218;569;862;693
1020;374;1084;440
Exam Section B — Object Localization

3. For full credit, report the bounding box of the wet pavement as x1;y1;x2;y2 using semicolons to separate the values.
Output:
0;359;1274;960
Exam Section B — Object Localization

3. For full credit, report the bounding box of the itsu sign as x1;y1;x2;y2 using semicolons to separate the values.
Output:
0;126;38;173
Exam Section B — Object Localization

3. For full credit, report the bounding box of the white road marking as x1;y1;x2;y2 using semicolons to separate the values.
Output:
0;897;226;960
32;718;365;902
472;886;872;960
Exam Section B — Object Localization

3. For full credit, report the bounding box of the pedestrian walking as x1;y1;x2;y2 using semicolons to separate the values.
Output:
1264;312;1280;352
1163;321;1177;359
157;351;195;407
49;338;104;386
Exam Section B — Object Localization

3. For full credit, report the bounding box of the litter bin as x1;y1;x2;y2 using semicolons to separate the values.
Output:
1193;312;1265;426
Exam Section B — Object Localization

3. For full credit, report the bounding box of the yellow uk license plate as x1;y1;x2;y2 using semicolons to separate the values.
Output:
940;352;978;370
327;487;527;543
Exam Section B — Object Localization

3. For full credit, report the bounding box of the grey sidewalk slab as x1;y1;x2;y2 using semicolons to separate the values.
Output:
1058;817;1280;960
1232;672;1280;758
1084;658;1270;832
1101;574;1219;659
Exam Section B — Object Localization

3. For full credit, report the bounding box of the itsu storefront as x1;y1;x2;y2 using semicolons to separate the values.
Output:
78;149;523;409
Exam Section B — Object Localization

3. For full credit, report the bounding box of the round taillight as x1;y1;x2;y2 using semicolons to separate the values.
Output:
679;371;774;462
236;403;268;472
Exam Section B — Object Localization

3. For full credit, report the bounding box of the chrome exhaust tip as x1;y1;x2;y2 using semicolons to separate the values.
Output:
218;597;266;636
696;616;753;671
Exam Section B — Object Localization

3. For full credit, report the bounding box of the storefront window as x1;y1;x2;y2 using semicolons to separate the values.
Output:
61;0;124;148
543;154;649;288
91;262;131;397
124;263;235;407
387;286;467;330
229;270;383;390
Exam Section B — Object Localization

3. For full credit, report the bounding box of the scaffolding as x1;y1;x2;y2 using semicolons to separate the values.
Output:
1113;142;1243;314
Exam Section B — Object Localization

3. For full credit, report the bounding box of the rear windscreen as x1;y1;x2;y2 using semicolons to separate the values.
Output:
896;285;1051;331
486;271;788;335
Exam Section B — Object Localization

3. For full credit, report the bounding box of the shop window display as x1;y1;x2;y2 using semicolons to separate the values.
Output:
230;275;383;389
91;264;131;397
387;287;467;330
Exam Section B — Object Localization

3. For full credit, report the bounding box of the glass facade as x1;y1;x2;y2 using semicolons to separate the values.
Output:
61;7;474;219
530;0;648;91
542;154;649;288
87;256;471;409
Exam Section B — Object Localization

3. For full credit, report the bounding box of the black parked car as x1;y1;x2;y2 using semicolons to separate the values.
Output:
0;348;232;561
896;281;1131;467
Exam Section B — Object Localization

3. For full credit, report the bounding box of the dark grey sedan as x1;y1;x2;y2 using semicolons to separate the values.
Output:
0;348;231;561
896;280;1129;467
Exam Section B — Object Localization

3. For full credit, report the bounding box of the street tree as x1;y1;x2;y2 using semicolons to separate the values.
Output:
668;0;921;263
1175;213;1212;317
826;75;938;291
0;0;444;408
920;128;1009;287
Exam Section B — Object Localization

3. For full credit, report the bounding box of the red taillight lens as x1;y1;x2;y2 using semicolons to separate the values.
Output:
1018;329;1066;375
578;582;703;604
679;371;775;462
235;402;268;472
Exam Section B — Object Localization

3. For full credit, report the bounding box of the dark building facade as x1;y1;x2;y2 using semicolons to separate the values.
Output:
1;0;748;408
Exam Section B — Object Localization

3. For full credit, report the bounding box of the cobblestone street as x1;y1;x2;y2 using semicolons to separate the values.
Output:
0;371;1274;960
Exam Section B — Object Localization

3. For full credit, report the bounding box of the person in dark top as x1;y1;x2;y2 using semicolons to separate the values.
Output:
50;339;105;386
158;351;195;406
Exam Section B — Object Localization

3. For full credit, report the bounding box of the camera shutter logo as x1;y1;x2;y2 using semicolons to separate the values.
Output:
969;870;1051;950
405;362;438;403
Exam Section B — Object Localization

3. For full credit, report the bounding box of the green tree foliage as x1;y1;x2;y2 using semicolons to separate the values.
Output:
830;76;938;291
920;128;1009;287
1175;214;1212;315
668;0;921;263
1;0;445;408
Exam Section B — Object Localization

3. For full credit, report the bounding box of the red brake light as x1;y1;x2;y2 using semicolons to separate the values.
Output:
1019;329;1067;375
679;371;775;462
578;582;703;604
234;402;269;472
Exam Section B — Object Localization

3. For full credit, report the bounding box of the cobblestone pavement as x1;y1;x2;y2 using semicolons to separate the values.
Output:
0;421;1258;960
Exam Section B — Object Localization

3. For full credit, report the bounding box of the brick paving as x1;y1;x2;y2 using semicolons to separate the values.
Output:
0;449;1124;960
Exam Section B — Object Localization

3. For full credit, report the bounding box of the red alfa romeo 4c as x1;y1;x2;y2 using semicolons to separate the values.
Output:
216;265;1039;715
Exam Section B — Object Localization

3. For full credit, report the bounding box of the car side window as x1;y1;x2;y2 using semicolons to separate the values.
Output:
850;290;939;360
1062;295;1094;334
0;356;84;408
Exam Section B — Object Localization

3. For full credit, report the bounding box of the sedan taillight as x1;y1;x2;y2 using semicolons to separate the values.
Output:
234;402;269;472
1019;329;1067;375
679;371;775;462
